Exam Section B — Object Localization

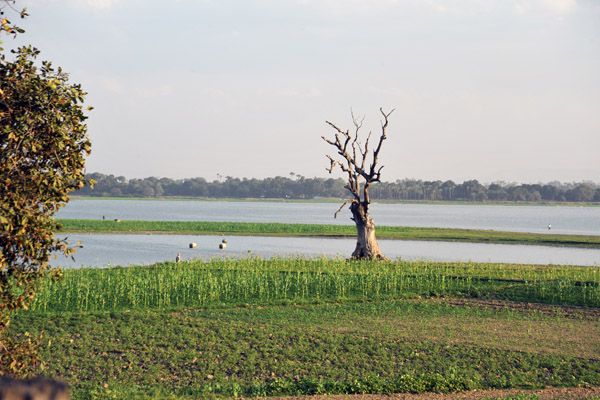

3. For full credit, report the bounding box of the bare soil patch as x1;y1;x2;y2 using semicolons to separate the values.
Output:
435;298;600;320
259;386;600;400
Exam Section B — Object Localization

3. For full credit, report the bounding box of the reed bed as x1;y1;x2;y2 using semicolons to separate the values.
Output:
32;258;600;312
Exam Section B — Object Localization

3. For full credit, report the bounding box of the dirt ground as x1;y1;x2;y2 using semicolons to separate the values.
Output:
259;386;600;400
435;298;600;320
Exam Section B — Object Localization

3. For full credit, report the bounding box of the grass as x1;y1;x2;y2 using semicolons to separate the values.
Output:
30;258;600;312
14;302;600;399
57;219;600;248
8;258;600;399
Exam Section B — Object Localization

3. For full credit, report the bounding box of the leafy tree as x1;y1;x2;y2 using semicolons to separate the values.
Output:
507;186;528;202
487;183;508;201
0;12;92;375
0;2;27;51
541;184;563;201
457;180;487;201
75;172;599;203
322;108;394;260
566;183;596;202
440;180;456;201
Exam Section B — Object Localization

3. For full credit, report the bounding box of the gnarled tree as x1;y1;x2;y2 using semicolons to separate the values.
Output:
322;108;394;260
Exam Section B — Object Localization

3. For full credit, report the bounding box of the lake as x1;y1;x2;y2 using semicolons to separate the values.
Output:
59;199;600;235
54;199;600;268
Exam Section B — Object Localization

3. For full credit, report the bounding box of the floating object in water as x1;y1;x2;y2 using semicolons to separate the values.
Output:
222;239;228;243
219;243;226;249
189;243;197;248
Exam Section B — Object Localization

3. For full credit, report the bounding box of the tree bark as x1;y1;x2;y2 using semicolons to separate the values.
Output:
349;201;386;260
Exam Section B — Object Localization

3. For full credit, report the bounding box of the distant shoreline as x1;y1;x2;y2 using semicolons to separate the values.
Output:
69;196;600;207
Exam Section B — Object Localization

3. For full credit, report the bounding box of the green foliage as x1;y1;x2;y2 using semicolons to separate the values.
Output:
10;299;600;399
58;218;600;248
31;258;600;313
497;395;539;400
0;43;92;376
0;331;43;377
78;172;600;203
0;3;28;51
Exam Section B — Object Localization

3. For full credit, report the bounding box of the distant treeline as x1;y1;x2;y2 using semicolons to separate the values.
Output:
78;172;600;203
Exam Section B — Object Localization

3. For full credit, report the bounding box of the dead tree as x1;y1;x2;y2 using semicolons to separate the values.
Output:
322;108;394;260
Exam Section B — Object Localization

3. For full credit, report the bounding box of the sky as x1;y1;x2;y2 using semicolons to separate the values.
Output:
4;0;600;184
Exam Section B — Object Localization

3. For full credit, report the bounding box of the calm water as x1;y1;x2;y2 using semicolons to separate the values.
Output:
54;200;600;268
59;199;600;235
51;233;600;268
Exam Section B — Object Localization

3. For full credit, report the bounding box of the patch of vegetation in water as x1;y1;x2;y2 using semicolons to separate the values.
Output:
58;219;600;248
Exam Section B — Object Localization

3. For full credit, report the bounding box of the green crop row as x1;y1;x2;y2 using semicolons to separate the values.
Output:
32;258;600;312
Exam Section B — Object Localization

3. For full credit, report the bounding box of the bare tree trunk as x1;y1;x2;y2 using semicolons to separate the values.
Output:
349;201;386;260
322;108;394;260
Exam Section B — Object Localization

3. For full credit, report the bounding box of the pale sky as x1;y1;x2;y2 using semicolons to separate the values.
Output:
6;0;600;183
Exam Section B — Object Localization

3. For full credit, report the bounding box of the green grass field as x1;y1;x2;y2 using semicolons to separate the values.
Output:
57;219;600;248
10;257;600;399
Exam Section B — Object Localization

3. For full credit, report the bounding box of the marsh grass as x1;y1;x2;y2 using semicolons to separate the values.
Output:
57;219;600;248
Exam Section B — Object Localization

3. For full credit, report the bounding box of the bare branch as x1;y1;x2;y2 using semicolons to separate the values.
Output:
323;121;361;200
324;108;394;205
374;165;385;182
333;199;353;219
368;108;395;179
351;109;365;131
351;110;362;165
320;135;337;147
359;131;371;172
323;155;341;174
